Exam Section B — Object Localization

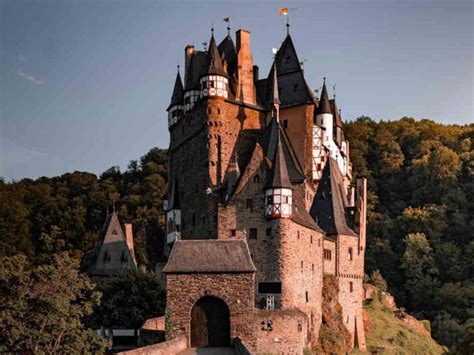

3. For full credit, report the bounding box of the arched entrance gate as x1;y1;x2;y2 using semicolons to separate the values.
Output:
190;296;231;347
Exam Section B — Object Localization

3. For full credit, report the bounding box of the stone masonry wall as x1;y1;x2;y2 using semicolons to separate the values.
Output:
255;309;308;354
165;272;256;349
169;97;263;239
336;234;366;350
280;103;314;178
279;218;324;344
323;238;336;275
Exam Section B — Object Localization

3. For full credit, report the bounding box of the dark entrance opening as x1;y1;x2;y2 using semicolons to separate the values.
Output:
190;296;230;347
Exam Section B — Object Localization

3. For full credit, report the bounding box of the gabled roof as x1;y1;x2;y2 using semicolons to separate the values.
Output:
310;158;357;237
84;212;136;276
163;240;256;273
259;117;305;183
317;81;332;115
207;34;228;77
275;34;302;74
167;71;184;111
265;127;291;189
262;34;313;107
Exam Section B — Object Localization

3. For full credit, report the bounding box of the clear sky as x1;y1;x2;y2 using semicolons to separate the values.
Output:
0;0;472;181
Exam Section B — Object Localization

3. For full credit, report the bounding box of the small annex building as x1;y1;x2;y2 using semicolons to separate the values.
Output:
83;211;136;277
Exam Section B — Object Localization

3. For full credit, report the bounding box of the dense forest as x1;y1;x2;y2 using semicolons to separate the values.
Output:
0;117;472;351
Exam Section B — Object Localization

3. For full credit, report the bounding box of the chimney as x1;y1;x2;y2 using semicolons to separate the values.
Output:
236;29;256;105
184;45;194;84
253;65;259;82
124;223;135;260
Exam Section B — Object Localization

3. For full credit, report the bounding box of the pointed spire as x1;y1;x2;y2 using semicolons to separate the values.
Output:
317;77;332;115
207;33;227;77
167;68;184;110
266;128;292;189
271;61;281;106
333;97;343;128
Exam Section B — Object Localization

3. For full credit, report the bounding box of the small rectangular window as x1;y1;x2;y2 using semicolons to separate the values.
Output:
305;291;309;303
266;227;272;236
350;282;354;293
258;282;282;294
283;120;288;129
230;229;236;237
324;249;332;260
249;228;257;240
246;199;253;211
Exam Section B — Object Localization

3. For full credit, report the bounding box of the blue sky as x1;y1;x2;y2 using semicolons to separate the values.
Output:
0;0;472;181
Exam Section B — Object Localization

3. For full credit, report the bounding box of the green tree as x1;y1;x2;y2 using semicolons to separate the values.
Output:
0;253;108;352
92;268;165;331
369;269;388;292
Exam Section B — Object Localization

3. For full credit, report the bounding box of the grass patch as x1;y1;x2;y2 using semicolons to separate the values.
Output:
358;297;444;355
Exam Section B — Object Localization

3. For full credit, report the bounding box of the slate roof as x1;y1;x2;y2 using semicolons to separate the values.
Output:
167;71;184;110
218;35;237;78
268;62;281;108
259;117;305;183
310;158;357;237
331;99;343;128
83;212;136;276
291;191;325;232
163;239;256;273
207;34;228;77
265;127;291;189
185;51;208;90
272;34;314;107
317;81;332;115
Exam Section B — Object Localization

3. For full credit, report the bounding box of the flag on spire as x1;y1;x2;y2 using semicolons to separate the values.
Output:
279;7;289;16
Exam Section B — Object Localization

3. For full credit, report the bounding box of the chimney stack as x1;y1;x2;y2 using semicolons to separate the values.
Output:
253;65;259;82
124;223;135;261
236;29;256;105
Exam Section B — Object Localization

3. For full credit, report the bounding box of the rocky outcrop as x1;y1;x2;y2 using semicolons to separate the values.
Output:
314;275;352;354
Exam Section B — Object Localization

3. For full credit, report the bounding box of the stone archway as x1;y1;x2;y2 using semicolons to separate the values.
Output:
190;296;230;347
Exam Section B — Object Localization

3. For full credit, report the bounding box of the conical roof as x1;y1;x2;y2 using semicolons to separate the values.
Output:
207;34;228;77
331;98;343;128
268;61;281;108
317;80;332;115
167;70;184;110
265;126;292;189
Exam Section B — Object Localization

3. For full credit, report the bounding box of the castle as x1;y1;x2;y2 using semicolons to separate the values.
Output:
160;25;367;353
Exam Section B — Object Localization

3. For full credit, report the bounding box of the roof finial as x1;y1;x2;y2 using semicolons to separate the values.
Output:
177;64;180;73
323;77;326;85
332;84;336;99
211;22;214;37
223;17;231;36
286;16;290;35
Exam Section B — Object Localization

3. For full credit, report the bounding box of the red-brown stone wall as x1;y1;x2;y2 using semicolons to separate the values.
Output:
323;238;336;275
279;218;324;341
165;272;256;349
168;97;264;239
254;309;308;354
336;234;366;350
280;104;314;178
